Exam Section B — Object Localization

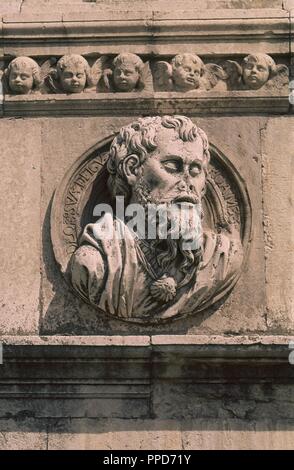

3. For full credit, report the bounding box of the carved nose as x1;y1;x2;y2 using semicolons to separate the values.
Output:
177;181;188;191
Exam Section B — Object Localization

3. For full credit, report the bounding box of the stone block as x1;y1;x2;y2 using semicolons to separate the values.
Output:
0;418;47;450
284;0;294;9
47;417;294;450
261;118;294;332
48;418;182;450
2;13;63;57
152;383;294;420
39;116;136;335
38;116;270;335
182;419;294;450
186;117;267;335
0;119;42;334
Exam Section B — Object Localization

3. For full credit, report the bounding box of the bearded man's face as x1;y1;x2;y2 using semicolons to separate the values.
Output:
130;127;207;208
127;127;207;272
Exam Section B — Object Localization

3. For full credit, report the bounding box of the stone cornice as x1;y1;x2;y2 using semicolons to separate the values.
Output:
2;90;290;116
0;335;292;418
0;9;290;56
1;335;293;379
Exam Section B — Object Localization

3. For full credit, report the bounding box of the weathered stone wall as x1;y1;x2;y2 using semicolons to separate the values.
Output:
1;115;292;336
0;0;293;450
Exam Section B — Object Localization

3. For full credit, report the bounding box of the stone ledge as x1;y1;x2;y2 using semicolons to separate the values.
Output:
0;335;292;418
1;9;290;56
2;91;290;116
0;334;293;367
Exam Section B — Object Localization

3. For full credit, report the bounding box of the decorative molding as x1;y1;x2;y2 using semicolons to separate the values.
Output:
0;336;293;417
1;9;290;56
3;91;290;116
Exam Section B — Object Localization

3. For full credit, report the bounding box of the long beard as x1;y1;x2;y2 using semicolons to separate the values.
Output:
149;205;203;276
133;179;203;278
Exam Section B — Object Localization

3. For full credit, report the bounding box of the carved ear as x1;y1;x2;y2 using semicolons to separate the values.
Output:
122;154;141;186
153;61;173;91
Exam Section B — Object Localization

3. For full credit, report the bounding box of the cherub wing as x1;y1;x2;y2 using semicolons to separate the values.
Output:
153;61;173;91
221;60;243;90
1;60;16;94
265;64;289;90
138;61;153;92
40;58;57;81
44;69;63;93
91;55;112;90
201;63;228;91
40;58;58;93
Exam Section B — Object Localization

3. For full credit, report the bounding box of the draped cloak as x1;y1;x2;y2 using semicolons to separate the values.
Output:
70;213;242;320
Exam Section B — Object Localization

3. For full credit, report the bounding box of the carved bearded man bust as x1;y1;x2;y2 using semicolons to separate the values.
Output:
70;116;243;322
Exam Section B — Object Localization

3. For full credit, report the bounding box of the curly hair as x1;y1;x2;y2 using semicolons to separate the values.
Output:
107;115;210;201
5;56;42;91
113;53;144;72
56;54;92;86
171;53;205;76
242;53;276;77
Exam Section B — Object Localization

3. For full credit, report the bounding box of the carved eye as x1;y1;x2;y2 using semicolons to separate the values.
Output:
190;164;202;177
257;66;266;72
163;160;181;173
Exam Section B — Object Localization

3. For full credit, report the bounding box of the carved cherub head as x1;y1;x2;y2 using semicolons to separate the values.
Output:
4;56;42;94
112;53;145;92
56;54;91;93
171;54;205;92
242;53;276;90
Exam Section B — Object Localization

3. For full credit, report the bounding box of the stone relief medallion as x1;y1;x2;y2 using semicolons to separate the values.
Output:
51;116;251;324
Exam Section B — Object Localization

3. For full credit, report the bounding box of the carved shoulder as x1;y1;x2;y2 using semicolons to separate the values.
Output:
70;244;106;304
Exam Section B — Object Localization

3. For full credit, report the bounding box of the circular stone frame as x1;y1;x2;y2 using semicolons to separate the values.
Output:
51;134;252;323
